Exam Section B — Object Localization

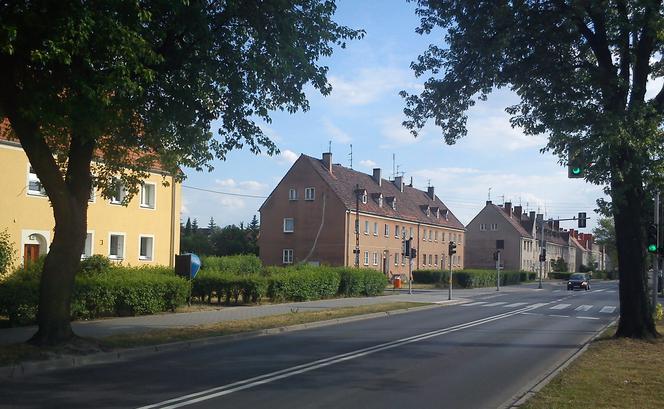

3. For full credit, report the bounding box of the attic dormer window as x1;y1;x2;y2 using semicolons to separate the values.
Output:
362;192;367;204
378;194;383;207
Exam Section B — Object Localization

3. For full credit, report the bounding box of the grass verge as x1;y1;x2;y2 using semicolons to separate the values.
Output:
521;322;664;409
0;301;428;367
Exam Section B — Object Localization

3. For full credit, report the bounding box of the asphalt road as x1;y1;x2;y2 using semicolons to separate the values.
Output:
0;281;619;409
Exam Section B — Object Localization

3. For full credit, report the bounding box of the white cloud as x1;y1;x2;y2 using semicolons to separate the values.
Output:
328;67;417;106
275;149;299;165
322;118;352;143
379;115;419;146
360;159;378;168
646;76;664;100
461;114;547;152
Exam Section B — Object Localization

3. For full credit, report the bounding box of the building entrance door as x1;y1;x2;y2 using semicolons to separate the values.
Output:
24;244;39;269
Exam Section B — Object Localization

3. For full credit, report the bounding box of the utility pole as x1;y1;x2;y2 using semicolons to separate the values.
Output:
449;249;453;300
354;184;360;268
496;250;501;291
408;241;413;295
539;217;545;290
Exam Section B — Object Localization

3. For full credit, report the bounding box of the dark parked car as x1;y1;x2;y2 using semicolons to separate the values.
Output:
567;273;591;291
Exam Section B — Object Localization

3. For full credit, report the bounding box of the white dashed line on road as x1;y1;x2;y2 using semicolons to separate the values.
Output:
550;304;571;310
503;303;528;308
461;302;488;307
483;302;507;307
600;306;616;313
578;316;600;320
574;305;593;312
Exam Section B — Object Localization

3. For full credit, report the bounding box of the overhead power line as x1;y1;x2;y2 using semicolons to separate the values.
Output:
182;185;268;199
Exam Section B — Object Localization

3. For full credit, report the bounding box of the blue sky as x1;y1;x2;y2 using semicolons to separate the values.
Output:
181;0;609;231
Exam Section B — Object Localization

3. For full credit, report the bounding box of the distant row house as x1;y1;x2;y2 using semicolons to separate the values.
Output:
258;152;466;274
465;201;606;274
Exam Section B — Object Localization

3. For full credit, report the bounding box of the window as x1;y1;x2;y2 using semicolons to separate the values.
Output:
283;249;293;264
139;236;154;261
364;221;369;235
140;183;156;209
354;219;359;233
283;218;294;233
422;254;426;265
288;188;298;201
373;222;378;236
480;223;487;231
395;224;400;238
378;195;383;207
109;234;125;259
361;192;368;204
409;227;414;239
401;253;405;265
434;231;438;242
422;229;427;241
110;179;126;204
305;187;315;201
364;251;369;266
384;224;389;237
27;165;46;196
491;223;498;231
373;252;378;266
394;253;398;266
434;255;438;266
428;230;433;241
429;254;433;265
81;232;93;259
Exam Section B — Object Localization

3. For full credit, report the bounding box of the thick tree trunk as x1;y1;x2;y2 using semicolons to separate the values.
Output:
612;159;659;339
28;199;88;346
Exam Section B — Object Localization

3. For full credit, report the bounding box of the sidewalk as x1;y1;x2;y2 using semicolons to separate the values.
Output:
0;284;538;345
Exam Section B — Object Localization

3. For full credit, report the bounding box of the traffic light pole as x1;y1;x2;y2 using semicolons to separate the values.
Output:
653;192;660;308
496;251;501;291
539;218;544;289
448;252;453;300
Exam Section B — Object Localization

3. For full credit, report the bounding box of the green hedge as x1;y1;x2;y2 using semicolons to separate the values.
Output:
413;269;537;289
549;272;572;280
191;270;268;305
267;266;341;302
201;254;262;275
338;268;387;297
0;265;189;326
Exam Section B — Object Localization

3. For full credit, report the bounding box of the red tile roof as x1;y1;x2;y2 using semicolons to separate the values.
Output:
302;154;465;230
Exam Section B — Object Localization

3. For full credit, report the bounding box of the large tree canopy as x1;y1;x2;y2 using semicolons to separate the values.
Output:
0;0;361;345
403;0;663;338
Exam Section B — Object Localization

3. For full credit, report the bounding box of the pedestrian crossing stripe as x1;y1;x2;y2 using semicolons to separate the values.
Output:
461;301;488;306
461;301;618;314
574;305;593;311
483;302;507;307
550;303;571;310
600;306;616;313
503;302;527;308
593;289;607;293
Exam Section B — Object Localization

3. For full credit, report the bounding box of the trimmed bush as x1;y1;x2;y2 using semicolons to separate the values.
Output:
201;255;262;275
267;266;341;302
549;272;572;280
338;268;387;297
414;269;536;289
79;255;112;276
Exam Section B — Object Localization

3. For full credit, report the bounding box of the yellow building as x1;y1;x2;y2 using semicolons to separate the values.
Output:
0;128;181;268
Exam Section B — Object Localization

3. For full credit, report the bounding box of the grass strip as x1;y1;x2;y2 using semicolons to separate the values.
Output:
522;323;664;409
0;302;428;367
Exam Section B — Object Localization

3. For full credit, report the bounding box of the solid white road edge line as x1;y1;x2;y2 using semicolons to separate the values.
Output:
137;303;549;409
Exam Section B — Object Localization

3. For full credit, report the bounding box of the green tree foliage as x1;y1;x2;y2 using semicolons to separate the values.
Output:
593;216;618;271
210;225;251;256
247;215;260;255
0;1;362;345
403;0;661;339
551;257;569;273
0;228;15;276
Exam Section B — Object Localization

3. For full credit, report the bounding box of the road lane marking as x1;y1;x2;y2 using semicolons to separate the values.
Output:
578;316;600;320
552;290;561;293
600;306;616;313
550;304;571;310
607;290;616;293
503;303;527;308
548;314;569;318
461;302;488;306
138;303;549;409
593;289;607;293
574;305;593;312
483;302;507;307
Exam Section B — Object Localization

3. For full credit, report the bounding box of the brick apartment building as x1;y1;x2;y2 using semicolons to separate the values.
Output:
258;153;466;275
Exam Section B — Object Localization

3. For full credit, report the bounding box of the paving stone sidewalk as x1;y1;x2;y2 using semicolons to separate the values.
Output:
0;284;542;345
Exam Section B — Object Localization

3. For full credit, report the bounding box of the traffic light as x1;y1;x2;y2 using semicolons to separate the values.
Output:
404;238;411;256
493;251;500;261
647;224;658;254
578;212;587;228
539;248;546;262
410;248;417;259
568;149;584;178
448;241;457;256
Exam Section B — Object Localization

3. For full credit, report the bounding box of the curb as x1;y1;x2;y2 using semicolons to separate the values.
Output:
0;300;466;380
500;317;619;409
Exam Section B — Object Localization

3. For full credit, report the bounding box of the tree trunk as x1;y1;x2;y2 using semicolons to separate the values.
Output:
612;159;659;339
28;198;88;346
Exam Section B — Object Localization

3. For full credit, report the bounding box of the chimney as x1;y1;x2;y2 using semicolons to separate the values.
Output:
514;205;522;219
393;176;404;192
372;168;382;186
486;200;492;205
322;152;332;173
554;220;560;231
505;202;512;218
569;228;575;239
427;186;435;200
529;211;536;221
536;213;543;223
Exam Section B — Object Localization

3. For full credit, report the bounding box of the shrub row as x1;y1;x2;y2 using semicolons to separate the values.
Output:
192;266;387;304
0;267;189;326
200;254;262;275
413;269;537;288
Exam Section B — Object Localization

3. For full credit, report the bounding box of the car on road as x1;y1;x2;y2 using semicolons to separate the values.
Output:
567;273;591;291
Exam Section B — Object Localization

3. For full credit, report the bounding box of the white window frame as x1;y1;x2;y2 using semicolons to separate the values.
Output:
428;230;433;241
422;229;427;241
384;224;389;237
288;188;298;201
364;220;369;235
138;234;154;261
140;182;156;209
283;249;294;264
372;252;378;266
434;231;438;242
480;223;487;231
391;198;397;210
364;251;369;266
378;195;383;207
110;178;127;205
373;222;378;236
81;231;94;259
108;232;126;260
361;192;368;204
394;253;398;266
491;223;498;231
283;218;294;233
27;164;46;196
395;224;400;238
434;254;438;266
305;187;315;201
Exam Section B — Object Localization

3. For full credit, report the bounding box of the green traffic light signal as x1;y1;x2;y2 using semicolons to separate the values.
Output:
571;167;581;175
648;244;658;253
647;224;658;254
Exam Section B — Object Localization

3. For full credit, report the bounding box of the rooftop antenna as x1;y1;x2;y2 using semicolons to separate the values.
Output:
427;179;431;188
348;144;353;169
499;194;505;205
488;187;492;202
328;140;332;154
392;153;396;180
